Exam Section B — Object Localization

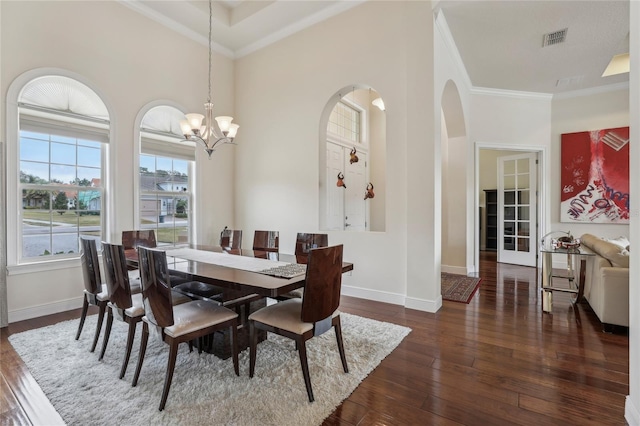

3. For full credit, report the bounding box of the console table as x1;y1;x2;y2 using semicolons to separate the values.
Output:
540;245;594;313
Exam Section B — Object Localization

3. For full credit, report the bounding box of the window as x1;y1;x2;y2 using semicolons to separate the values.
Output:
328;101;361;144
20;128;104;259
138;154;192;246
8;74;110;264
138;105;195;247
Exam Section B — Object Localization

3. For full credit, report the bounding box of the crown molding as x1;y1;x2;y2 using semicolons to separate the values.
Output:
470;86;553;101
435;10;472;91
552;81;629;100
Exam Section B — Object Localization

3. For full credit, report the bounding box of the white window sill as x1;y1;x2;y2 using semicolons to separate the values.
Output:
7;257;81;275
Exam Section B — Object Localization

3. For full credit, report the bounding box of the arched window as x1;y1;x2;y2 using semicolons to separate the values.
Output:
8;73;110;264
137;105;195;246
319;86;386;232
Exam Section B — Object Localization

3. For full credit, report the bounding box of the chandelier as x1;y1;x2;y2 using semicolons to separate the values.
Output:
180;0;238;158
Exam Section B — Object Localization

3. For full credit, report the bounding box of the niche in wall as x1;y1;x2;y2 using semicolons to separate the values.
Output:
319;86;386;232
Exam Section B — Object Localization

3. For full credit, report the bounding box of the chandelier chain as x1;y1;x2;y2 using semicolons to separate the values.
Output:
208;0;212;104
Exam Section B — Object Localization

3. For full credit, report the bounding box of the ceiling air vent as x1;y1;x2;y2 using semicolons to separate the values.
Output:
542;28;568;47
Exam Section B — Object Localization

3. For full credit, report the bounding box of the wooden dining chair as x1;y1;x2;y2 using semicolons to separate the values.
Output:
220;226;242;250
276;232;329;300
132;246;239;411
99;242;191;378
122;229;157;252
252;230;279;252
249;245;348;402
76;237;109;353
295;232;328;259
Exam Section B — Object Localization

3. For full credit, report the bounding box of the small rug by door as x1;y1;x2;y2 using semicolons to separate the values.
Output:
441;272;482;303
8;312;410;426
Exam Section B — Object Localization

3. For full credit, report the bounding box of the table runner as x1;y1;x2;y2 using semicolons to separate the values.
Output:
164;248;307;278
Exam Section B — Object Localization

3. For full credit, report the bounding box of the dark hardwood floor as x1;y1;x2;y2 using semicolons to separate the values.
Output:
1;252;629;425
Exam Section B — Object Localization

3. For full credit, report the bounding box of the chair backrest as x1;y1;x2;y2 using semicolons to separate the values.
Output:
80;237;102;294
301;245;343;323
101;242;133;310
137;246;174;328
122;230;157;250
252;230;279;252
295;233;328;257
220;227;243;250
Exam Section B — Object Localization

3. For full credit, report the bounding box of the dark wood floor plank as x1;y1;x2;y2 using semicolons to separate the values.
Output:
2;252;629;426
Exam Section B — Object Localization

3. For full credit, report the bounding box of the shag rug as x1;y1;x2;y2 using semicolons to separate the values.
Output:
441;272;482;303
8;312;410;426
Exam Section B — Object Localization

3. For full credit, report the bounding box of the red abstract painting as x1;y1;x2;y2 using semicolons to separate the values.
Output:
560;127;629;223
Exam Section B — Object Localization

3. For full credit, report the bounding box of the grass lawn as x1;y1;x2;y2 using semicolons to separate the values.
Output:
23;210;101;226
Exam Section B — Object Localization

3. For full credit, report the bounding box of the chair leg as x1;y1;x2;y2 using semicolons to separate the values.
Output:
75;296;89;340
334;319;349;373
159;341;179;411
120;319;137;379
90;302;106;353
249;321;257;378
99;307;114;361
229;323;239;376
297;338;314;402
132;322;149;387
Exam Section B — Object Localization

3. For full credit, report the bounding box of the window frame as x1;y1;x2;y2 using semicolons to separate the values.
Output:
6;68;113;273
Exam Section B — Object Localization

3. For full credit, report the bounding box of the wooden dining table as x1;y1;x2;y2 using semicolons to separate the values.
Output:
125;244;354;359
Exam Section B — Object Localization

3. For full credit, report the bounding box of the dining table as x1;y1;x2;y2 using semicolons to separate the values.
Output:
125;244;354;359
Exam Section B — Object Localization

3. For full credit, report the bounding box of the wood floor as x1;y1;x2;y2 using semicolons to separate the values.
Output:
1;252;629;425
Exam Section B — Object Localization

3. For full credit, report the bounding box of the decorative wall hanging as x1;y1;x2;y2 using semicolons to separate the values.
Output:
336;172;346;188
560;126;629;223
364;182;375;200
349;147;359;164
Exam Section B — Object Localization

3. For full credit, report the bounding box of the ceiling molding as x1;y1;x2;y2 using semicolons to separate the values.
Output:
470;87;553;101
435;11;472;91
117;0;235;58
552;81;630;100
235;0;366;58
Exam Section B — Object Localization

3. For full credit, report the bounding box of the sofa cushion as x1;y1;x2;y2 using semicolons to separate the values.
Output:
580;233;629;268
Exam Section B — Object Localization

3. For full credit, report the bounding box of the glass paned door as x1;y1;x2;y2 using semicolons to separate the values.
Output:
498;153;537;267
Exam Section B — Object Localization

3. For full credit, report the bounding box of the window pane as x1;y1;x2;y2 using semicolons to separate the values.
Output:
77;167;100;184
51;142;76;165
77;146;101;168
21;161;50;183
20;137;49;162
51;164;76;184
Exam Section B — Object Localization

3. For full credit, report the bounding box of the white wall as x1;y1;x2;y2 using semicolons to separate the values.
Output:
551;88;630;240
1;1;235;321
625;2;639;423
235;1;439;310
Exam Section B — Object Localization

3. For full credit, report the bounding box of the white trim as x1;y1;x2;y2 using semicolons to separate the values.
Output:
470;87;553;101
7;257;80;275
474;142;549;271
6;67;114;266
8;296;83;323
435;11;472;91
441;264;467;275
341;285;405;306
117;0;234;58
405;295;442;313
626;395;640;426
235;1;366;58
553;81;629;100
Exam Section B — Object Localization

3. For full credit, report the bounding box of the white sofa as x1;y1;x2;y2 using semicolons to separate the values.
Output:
580;233;629;329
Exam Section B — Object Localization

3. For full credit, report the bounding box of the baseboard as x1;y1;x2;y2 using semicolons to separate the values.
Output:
8;297;83;323
341;285;405;306
405;295;442;313
441;265;467;275
626;395;640;426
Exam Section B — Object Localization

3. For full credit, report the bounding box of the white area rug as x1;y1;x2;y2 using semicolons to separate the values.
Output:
9;313;410;425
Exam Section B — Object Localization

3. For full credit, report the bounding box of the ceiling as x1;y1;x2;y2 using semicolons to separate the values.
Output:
122;0;630;95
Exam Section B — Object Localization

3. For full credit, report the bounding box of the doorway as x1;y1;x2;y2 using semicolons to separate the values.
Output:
476;145;545;269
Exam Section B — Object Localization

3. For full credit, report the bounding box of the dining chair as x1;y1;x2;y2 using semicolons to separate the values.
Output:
248;245;348;402
295;233;328;259
220;226;243;250
122;229;157;253
252;230;279;252
277;232;329;300
99;242;192;378
76;237;109;353
132;246;240;411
